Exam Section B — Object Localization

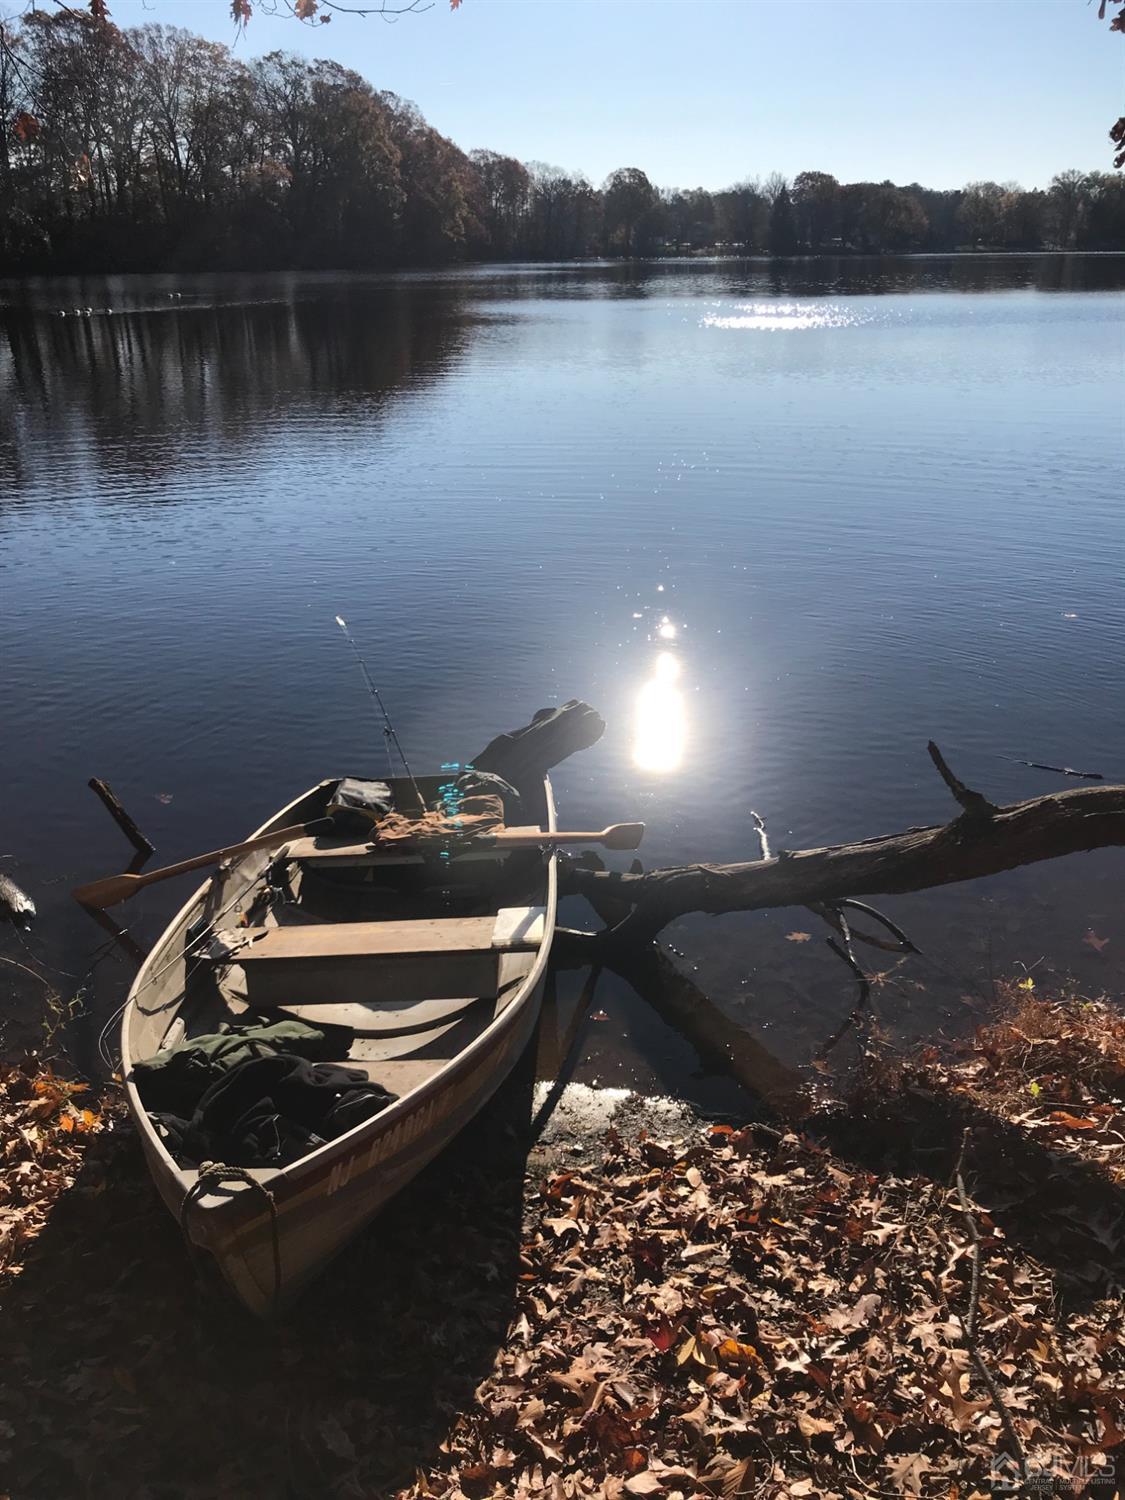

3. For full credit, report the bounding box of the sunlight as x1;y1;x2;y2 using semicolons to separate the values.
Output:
701;301;859;332
633;652;686;773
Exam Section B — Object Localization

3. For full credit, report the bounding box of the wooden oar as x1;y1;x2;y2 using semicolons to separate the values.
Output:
72;819;333;910
486;822;644;851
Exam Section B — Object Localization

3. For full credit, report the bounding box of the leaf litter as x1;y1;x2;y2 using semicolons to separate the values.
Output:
0;985;1124;1497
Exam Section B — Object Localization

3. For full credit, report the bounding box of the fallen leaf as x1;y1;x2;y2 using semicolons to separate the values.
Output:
716;1338;761;1369
544;1216;581;1239
786;931;812;944
1047;1110;1099;1131
796;1410;835;1440
1084;928;1110;953
885;1453;932;1494
318;1413;356;1461
826;1293;881;1333
624;1474;663;1496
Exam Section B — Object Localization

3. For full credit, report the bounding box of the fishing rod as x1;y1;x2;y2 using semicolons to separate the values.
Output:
334;616;425;811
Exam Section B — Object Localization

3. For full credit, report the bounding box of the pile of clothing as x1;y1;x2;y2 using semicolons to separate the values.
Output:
131;1018;397;1169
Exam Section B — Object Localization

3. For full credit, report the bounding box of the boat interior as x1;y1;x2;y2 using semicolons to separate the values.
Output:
127;774;554;1131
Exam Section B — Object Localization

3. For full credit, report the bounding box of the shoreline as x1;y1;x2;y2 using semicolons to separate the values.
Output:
1;986;1122;1497
4;248;1125;287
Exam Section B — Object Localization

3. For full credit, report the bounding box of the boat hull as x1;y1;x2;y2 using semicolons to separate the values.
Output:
121;774;556;1317
172;966;545;1315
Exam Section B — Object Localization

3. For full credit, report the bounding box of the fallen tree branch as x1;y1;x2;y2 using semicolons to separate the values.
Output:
87;778;154;862
951;1129;1029;1488
999;755;1104;782
564;763;1125;945
926;741;998;820
807;898;918;956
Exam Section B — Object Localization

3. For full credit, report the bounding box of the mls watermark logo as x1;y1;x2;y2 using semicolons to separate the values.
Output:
989;1455;1025;1494
991;1452;1117;1495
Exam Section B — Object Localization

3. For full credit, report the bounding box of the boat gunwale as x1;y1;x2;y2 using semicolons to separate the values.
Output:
120;774;557;1199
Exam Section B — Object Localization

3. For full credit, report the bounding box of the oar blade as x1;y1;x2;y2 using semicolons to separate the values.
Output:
72;872;141;910
603;822;645;851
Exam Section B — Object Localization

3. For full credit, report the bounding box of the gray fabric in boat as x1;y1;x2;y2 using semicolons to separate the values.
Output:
131;1018;355;1118
432;771;523;824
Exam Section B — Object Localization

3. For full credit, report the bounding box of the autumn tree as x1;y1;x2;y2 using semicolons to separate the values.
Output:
840;181;928;252
1097;0;1125;167
601;166;656;256
469;148;529;257
767;182;797;256
791;170;839;251
524;162;596;258
1047;168;1089;247
0;11;1121;272
383;92;475;261
1084;170;1125;247
660;187;715;252
956;180;1006;246
713;181;767;253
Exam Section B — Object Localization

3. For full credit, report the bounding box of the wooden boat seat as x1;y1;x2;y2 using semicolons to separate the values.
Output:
208;908;545;1008
282;826;544;868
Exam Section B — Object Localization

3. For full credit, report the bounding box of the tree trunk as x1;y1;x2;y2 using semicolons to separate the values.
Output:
565;754;1125;944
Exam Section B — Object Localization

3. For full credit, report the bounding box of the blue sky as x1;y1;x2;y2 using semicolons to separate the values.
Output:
103;0;1122;190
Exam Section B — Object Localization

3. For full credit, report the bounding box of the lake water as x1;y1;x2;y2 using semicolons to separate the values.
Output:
2;255;1123;1111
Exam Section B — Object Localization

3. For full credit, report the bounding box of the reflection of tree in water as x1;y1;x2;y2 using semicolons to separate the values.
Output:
731;252;1125;298
2;255;1120;497
0;281;475;492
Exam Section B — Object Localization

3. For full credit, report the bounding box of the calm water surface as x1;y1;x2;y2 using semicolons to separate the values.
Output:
2;256;1123;1109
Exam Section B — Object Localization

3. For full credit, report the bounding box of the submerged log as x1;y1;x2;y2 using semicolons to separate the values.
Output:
473;700;606;797
87;777;155;861
566;745;1125;944
0;870;35;927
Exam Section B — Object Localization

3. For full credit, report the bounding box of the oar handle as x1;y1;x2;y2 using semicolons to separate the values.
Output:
130;820;331;891
73;819;335;908
488;822;645;850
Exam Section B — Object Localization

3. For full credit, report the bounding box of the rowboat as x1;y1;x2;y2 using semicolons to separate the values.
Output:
120;772;558;1317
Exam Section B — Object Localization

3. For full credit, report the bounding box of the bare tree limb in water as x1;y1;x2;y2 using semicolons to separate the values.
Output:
561;744;1125;947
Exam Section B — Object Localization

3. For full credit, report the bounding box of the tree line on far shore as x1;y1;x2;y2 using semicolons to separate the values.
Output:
2;10;1124;274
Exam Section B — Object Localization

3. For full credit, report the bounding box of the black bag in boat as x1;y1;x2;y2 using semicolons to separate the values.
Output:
155;1054;398;1168
327;778;394;833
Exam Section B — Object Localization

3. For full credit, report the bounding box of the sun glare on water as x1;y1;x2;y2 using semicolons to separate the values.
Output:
701;301;859;332
633;652;686;773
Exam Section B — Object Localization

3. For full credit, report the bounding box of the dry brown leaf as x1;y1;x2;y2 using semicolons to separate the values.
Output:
1047;1110;1099;1131
884;1453;932;1493
623;1474;663;1496
715;1338;761;1369
796;1410;836;1441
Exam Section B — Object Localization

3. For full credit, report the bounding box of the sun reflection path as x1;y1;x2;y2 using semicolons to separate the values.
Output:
633;651;686;773
701;301;861;332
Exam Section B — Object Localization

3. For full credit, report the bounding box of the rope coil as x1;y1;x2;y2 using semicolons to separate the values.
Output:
179;1161;283;1310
